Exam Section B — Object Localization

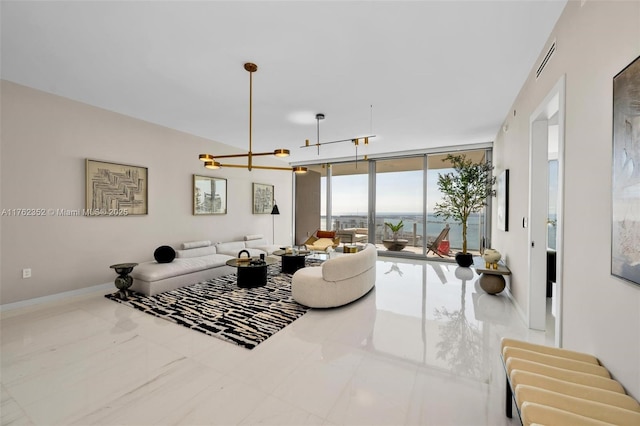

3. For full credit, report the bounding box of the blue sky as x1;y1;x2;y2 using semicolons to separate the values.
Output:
321;169;448;215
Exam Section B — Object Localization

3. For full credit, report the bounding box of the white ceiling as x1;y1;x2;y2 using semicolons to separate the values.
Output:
0;1;566;165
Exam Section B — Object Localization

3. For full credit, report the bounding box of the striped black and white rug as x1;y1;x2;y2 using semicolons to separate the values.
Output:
105;261;319;349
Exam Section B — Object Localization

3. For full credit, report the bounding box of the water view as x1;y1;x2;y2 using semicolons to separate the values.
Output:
323;213;558;251
323;213;485;251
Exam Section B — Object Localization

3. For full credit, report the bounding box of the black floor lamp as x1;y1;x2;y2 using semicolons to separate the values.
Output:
271;201;280;244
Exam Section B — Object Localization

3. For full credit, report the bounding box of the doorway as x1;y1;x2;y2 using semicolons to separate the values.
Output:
528;76;565;346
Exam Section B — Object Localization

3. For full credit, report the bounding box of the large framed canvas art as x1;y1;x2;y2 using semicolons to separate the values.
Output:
252;183;273;214
496;169;509;232
86;159;148;215
612;55;640;286
193;175;227;215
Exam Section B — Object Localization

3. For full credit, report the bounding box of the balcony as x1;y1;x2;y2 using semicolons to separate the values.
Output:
330;216;482;261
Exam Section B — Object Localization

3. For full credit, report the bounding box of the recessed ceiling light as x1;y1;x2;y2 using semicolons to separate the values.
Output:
287;111;321;125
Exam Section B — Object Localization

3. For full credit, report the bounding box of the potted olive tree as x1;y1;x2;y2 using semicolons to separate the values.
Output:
434;154;495;267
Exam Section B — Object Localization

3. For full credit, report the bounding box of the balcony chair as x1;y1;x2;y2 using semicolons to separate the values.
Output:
303;230;341;251
426;224;451;257
335;227;368;245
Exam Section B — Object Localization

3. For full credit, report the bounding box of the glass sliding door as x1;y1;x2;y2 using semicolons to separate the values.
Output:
297;146;492;258
329;162;369;233
426;150;489;256
374;157;425;255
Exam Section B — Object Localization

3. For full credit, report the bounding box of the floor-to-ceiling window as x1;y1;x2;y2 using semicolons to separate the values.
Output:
317;162;369;231
426;151;487;254
375;157;424;254
302;147;492;259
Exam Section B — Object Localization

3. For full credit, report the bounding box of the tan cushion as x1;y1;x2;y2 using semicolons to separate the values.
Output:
510;370;640;412
308;237;335;250
501;338;599;364
521;402;617;426
505;358;625;393
503;346;609;378
515;385;640;425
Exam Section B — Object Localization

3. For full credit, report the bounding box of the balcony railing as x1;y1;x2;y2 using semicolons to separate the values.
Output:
324;214;484;252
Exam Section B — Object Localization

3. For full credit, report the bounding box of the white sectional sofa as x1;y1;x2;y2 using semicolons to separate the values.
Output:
291;243;377;308
214;234;280;257
129;235;280;296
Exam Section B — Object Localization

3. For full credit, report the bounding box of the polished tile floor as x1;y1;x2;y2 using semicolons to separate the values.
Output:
1;258;554;425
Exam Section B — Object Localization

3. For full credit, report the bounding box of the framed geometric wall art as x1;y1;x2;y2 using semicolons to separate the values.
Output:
85;159;148;216
612;55;640;286
193;175;227;215
252;183;273;214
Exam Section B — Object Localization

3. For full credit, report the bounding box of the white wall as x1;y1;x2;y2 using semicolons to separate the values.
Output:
493;1;640;398
0;81;293;305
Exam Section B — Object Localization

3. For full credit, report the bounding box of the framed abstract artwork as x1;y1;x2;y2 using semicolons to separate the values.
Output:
612;55;640;286
496;169;509;232
252;183;273;214
193;175;227;215
85;159;148;215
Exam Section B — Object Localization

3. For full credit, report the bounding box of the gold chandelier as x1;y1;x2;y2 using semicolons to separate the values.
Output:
300;112;375;159
199;62;307;173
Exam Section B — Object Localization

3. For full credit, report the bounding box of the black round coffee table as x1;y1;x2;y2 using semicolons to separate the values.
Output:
226;257;277;288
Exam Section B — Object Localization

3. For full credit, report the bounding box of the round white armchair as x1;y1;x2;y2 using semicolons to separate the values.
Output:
291;243;377;308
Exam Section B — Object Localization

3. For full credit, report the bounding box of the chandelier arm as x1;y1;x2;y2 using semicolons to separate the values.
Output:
299;135;376;148
204;153;251;160
217;163;298;172
196;62;305;173
250;165;299;171
250;151;283;157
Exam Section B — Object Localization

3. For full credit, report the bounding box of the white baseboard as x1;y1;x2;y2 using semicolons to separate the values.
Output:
503;283;527;326
0;283;113;313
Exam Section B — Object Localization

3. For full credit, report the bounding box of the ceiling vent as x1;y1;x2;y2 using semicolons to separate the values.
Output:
536;40;556;80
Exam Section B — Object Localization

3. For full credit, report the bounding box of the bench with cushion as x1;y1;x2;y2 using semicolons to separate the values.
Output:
501;338;640;425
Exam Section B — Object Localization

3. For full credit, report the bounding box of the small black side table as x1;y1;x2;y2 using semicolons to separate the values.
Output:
272;250;309;274
110;263;138;300
281;254;307;274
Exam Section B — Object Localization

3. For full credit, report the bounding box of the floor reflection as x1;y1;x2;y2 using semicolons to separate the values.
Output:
2;257;538;426
368;259;519;382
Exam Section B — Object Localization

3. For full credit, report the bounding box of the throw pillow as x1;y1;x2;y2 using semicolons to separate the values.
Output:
154;245;176;263
316;230;336;239
175;245;217;258
181;240;211;249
